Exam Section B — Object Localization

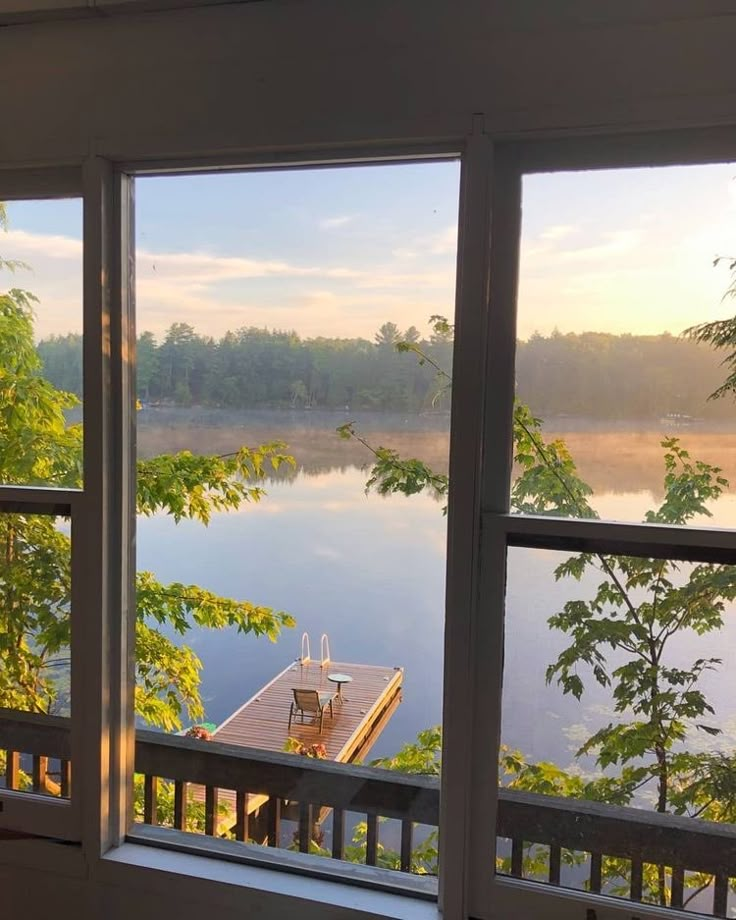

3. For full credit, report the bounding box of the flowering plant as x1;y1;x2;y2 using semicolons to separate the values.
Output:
185;725;213;741
285;737;327;759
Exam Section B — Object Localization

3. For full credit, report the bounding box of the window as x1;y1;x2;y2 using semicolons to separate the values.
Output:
126;161;460;893
0;178;84;841
5;135;736;920
478;148;736;920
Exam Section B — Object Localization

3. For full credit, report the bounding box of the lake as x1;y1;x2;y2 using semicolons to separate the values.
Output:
136;412;736;774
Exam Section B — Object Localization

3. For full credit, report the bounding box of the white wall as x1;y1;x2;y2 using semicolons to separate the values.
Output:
3;2;736;917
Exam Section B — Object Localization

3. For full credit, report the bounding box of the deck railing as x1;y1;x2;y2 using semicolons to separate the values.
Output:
2;709;736;914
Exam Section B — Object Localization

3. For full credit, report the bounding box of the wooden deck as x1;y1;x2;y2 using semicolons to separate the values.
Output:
214;660;403;763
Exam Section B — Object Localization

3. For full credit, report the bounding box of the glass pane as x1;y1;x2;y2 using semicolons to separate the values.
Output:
498;544;736;914
0;198;83;488
131;162;459;880
0;511;71;799
513;164;736;528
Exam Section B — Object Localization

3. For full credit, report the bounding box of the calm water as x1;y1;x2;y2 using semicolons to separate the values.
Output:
136;418;736;770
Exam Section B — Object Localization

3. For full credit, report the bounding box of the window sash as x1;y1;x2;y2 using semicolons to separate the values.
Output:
0;168;83;841
114;148;470;912
477;137;736;920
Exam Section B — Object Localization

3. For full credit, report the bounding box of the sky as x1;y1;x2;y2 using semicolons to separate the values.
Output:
2;159;736;343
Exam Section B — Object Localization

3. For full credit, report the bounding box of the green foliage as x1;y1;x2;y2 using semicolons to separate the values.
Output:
511;402;595;518
137;443;293;523
337;422;448;508
132;774;234;836
370;726;441;775
0;220;295;728
684;256;736;401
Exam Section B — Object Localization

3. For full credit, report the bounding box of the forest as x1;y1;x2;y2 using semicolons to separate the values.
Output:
36;323;736;420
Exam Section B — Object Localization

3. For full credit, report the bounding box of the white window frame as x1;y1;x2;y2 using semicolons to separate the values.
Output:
9;126;736;920
471;131;736;920
109;144;474;915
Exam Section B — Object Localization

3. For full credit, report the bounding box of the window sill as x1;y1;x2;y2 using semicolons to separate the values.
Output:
98;833;439;920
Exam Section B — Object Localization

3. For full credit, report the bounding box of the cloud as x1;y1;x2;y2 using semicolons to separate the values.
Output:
555;229;643;264
3;226;457;339
2;229;83;260
318;215;355;230
429;225;458;255
540;224;578;242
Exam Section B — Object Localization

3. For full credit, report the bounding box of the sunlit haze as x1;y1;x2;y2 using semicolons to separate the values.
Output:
2;160;736;342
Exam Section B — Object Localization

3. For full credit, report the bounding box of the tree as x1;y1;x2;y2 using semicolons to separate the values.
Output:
374;321;401;348
136;331;160;402
685;255;736;400
342;316;736;901
0;218;296;732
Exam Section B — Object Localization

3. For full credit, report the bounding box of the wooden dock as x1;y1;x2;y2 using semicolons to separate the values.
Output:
187;657;403;829
214;659;403;763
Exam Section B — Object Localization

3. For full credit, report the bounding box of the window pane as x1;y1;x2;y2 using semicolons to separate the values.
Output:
497;544;736;914
512;164;736;527
131;162;459;881
0;511;71;799
0;198;83;488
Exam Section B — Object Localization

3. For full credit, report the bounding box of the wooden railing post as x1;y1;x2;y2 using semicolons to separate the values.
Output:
143;774;158;825
235;789;249;843
205;786;217;836
5;750;19;791
365;814;378;866
173;780;186;830
266;796;281;847
331;808;344;861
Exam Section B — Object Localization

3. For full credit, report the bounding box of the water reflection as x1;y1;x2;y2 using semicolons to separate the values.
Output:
137;419;736;765
136;466;447;761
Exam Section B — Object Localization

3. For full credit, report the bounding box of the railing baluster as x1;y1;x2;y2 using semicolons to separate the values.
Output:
511;838;524;877
589;852;602;893
298;801;311;853
205;786;217;836
670;867;684;909
173;780;185;830
366;814;378;866
713;872;729;918
5;751;19;791
235;789;248;842
143;774;158;824
266;796;281;847
31;754;48;793
331;808;344;860
400;819;413;872
548;844;561;885
630;858;643;901
60;760;71;798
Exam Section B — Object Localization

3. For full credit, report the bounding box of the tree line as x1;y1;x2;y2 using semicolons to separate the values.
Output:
37;324;736;419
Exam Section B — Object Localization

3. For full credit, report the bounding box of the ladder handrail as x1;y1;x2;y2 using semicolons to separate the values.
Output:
300;632;311;664
320;633;331;668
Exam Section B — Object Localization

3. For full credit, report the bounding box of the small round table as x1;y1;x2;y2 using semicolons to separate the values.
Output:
328;672;353;703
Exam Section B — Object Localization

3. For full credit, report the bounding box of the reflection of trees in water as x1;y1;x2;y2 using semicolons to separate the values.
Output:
137;413;736;498
137;410;451;479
